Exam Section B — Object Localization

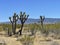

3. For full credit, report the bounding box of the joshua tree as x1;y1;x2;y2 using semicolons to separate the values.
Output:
40;16;45;32
9;13;18;35
40;16;49;36
18;12;29;35
40;16;45;28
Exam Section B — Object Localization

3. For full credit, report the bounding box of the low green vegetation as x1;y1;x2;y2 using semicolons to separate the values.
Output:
0;23;60;32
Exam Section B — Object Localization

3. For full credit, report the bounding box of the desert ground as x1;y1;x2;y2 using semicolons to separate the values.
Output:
0;30;60;45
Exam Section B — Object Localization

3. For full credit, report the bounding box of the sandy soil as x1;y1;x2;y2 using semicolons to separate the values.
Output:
0;36;22;45
34;33;60;45
0;31;22;45
0;31;60;45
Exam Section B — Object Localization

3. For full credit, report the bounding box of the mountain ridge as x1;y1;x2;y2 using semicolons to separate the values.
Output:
0;18;60;24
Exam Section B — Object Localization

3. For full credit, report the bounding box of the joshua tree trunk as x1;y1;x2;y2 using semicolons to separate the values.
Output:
19;23;24;35
15;22;16;34
12;22;16;35
13;22;16;35
12;23;14;34
41;21;43;29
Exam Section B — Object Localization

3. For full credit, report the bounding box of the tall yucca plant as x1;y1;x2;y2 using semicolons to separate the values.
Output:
9;13;18;35
18;12;29;35
40;16;45;29
40;16;45;33
40;16;49;36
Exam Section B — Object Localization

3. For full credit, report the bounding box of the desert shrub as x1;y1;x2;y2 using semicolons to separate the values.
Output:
0;26;3;31
51;41;59;45
28;23;39;35
16;24;21;28
19;35;34;45
2;24;12;30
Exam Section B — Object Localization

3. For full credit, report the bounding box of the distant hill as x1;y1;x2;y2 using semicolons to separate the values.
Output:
0;18;60;24
44;18;60;24
16;18;60;24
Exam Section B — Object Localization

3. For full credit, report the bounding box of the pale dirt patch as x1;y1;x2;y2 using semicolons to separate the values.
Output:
0;36;22;45
34;33;60;45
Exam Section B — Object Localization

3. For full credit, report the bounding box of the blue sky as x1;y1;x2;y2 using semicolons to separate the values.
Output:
0;0;60;22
